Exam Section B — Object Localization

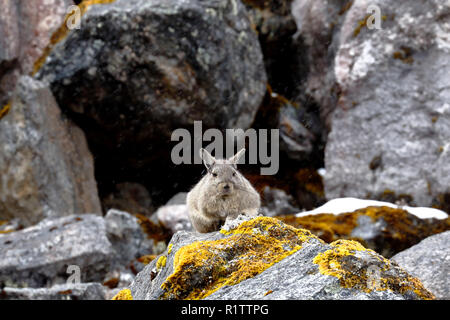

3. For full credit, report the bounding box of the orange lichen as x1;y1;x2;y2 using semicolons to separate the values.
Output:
160;217;320;300
32;0;116;75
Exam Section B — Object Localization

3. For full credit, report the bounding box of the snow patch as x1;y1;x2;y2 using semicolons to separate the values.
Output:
296;197;448;220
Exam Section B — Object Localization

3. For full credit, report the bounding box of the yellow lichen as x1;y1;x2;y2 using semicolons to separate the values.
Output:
32;0;116;75
313;240;434;299
156;255;167;270
0;101;11;120
161;217;321;300
111;289;133;300
167;243;173;254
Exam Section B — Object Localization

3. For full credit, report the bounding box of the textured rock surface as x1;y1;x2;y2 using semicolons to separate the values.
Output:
0;283;107;300
36;0;267;173
392;231;450;299
324;0;450;207
129;216;433;300
0;76;101;226
155;204;192;234
279;206;450;258
0;215;112;288
0;0;72;106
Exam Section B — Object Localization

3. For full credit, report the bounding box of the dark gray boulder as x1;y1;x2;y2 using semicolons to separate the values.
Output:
36;0;267;172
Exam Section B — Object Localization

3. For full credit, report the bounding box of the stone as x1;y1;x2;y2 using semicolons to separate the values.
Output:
0;76;101;226
129;216;434;300
392;231;450;299
0;214;113;288
104;209;146;267
155;204;193;234
323;0;450;208
0;0;72;106
36;0;267;177
0;283;107;300
259;186;299;217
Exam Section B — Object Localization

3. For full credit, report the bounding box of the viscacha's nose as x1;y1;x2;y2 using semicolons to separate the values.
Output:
223;184;230;190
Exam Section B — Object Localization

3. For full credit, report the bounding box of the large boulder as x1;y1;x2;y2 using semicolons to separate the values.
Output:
36;0;267;176
0;0;72;107
392;231;450;300
323;0;450;208
0;209;153;288
0;214;113;288
129;216;434;300
0;76;101;226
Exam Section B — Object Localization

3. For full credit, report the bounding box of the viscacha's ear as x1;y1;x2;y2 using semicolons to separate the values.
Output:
200;148;216;171
229;148;246;166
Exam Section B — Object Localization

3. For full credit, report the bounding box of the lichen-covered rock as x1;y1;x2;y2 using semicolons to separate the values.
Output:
0;215;113;288
129;216;433;300
279;206;450;258
0;0;72;107
0;76;101;226
392;231;450;299
36;0;267;174
0;283;107;300
323;0;450;208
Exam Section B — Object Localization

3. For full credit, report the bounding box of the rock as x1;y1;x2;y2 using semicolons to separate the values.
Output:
105;209;146;267
259;186;299;217
242;0;302;98
0;214;113;288
0;76;102;226
166;192;188;206
323;0;450;208
129;216;433;300
36;0;267;177
1;283;107;300
279;200;449;257
155;204;193;234
0;0;72;106
392;231;450;299
291;0;348;132
102;182;154;216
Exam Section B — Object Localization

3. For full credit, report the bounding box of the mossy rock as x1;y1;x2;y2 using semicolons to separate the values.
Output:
129;216;433;300
278;206;450;257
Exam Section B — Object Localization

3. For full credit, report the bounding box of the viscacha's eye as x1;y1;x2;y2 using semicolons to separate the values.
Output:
212;172;218;177
232;172;236;177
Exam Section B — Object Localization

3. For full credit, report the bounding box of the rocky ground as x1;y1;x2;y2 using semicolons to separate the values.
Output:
0;0;449;300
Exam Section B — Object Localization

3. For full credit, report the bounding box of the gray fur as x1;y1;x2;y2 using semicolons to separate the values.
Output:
187;148;261;233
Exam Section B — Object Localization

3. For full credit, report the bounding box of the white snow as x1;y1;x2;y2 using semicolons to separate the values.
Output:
295;197;448;220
